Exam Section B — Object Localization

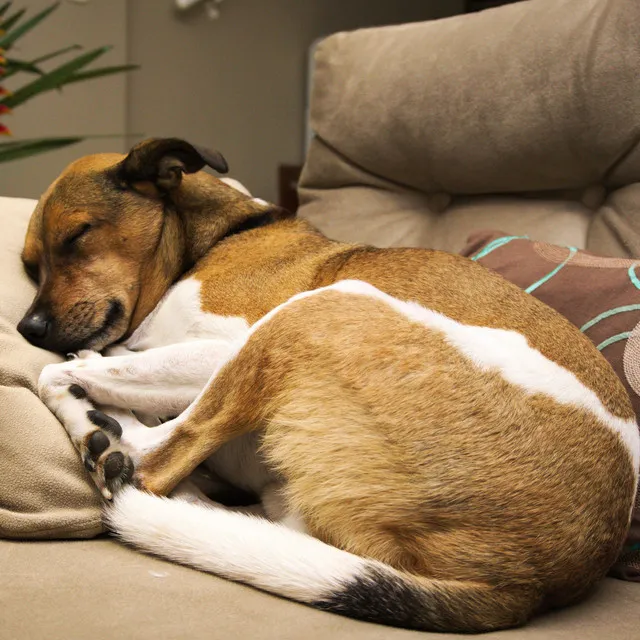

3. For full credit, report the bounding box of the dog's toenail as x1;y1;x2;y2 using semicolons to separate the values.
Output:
88;431;110;456
87;410;123;438
68;384;87;400
83;454;96;472
104;451;125;480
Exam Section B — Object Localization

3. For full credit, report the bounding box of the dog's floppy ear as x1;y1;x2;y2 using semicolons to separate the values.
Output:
116;138;228;193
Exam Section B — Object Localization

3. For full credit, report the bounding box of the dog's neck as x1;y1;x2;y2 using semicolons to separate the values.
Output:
173;173;291;268
128;172;295;334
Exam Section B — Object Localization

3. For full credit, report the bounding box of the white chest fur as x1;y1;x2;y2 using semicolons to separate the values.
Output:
125;278;250;351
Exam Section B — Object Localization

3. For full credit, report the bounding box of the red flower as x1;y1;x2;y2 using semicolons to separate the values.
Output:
0;104;10;115
0;123;11;136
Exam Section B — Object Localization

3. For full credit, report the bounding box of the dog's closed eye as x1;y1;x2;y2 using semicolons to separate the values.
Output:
63;223;92;249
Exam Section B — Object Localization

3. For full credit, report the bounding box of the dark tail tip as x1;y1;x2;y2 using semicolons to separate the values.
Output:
312;567;444;632
312;566;535;633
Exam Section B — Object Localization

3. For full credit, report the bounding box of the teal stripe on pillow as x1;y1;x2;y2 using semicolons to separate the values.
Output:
470;235;528;262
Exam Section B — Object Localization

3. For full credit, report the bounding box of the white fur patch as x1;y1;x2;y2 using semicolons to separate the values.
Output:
251;198;269;208
331;280;640;474
248;280;640;474
38;362;97;442
107;486;365;602
219;177;252;196
66;340;239;417
126;278;249;351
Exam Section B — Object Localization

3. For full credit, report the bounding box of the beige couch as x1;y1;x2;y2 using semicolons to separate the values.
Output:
2;0;640;637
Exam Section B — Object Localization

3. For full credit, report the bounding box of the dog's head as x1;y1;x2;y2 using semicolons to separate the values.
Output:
17;138;240;353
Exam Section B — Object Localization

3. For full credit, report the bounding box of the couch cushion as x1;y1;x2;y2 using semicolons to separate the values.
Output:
304;0;640;195
2;538;639;640
299;0;640;257
0;196;102;540
460;230;640;579
299;139;593;253
590;184;640;259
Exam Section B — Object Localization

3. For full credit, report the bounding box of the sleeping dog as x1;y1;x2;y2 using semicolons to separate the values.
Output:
18;138;639;633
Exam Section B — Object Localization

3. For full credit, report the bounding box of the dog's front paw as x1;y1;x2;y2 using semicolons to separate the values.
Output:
82;409;135;499
38;363;136;499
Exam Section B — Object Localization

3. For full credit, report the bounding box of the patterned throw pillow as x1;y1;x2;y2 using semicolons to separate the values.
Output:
460;230;640;581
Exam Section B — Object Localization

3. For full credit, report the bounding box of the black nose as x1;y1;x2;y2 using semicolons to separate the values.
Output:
17;313;50;344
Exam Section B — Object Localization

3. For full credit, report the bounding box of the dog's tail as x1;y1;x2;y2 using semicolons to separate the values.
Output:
105;487;536;633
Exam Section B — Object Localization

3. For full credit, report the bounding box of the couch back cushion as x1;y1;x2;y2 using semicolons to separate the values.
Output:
0;197;102;540
298;0;640;257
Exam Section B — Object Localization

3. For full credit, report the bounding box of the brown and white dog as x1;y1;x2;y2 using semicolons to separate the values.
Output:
19;138;639;633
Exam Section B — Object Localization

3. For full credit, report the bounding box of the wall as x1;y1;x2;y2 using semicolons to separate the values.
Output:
127;0;465;202
0;0;464;202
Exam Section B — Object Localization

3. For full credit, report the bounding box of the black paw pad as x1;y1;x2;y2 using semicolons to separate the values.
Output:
68;384;87;400
87;430;110;456
87;410;123;438
103;451;125;480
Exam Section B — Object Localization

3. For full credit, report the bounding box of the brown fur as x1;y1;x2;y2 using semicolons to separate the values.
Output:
21;139;637;632
134;291;633;626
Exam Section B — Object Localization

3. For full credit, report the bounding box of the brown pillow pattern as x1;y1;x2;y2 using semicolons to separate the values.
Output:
461;230;640;581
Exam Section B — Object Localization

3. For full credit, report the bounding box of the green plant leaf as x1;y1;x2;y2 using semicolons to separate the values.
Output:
0;45;111;109
0;2;59;50
0;132;134;163
62;63;138;86
0;2;13;19
0;136;82;163
31;44;82;65
0;8;25;32
3;45;84;81
4;57;43;77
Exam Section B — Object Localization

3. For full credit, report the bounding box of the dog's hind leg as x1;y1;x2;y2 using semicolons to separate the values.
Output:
75;287;339;497
58;307;286;498
84;338;262;497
